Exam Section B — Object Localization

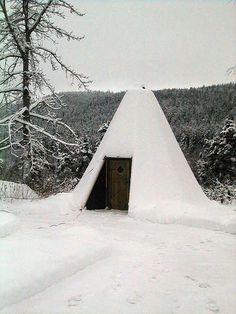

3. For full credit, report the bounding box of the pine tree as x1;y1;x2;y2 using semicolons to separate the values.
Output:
197;119;236;202
95;121;110;149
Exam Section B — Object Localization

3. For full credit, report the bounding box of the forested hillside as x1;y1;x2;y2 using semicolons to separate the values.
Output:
155;84;236;171
60;83;236;173
59;91;124;142
0;83;235;199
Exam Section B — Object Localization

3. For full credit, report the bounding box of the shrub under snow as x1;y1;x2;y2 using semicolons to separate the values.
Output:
0;181;38;201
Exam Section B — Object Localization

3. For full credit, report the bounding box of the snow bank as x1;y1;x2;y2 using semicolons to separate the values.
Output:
0;180;38;200
0;226;111;310
0;211;19;238
1;192;76;216
129;201;236;234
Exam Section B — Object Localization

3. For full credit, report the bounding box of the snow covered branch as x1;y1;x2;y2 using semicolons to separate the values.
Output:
15;117;80;148
30;113;78;138
0;54;22;61
0;87;23;94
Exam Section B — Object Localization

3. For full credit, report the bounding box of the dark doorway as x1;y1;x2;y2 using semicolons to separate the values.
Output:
86;157;132;210
86;162;106;210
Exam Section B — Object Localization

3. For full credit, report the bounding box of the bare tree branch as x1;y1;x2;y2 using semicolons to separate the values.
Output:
0;0;90;181
0;0;24;56
29;0;53;33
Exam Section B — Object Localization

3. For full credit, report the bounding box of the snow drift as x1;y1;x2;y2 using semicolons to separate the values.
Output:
129;201;236;234
0;226;111;310
2;192;76;217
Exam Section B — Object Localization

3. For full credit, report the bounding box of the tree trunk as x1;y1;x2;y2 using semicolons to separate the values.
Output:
22;0;31;178
22;57;30;146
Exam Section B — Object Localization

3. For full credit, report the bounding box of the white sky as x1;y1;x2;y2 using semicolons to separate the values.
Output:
48;0;236;91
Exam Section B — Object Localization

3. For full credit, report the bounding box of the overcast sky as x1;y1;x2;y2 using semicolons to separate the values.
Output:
48;0;236;92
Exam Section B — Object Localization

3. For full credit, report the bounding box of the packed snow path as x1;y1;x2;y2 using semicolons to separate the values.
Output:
2;210;236;314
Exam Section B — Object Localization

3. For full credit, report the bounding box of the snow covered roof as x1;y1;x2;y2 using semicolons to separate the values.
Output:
73;89;209;212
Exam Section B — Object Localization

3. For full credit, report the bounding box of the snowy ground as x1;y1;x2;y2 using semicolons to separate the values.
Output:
0;199;110;311
0;211;19;238
0;200;235;314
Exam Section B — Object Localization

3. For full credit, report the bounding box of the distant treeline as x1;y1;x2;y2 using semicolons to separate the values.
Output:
60;83;236;174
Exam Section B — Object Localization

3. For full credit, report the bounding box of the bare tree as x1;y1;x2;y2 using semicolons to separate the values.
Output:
0;0;90;180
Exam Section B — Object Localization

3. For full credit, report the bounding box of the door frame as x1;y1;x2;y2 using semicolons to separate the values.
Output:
105;157;132;210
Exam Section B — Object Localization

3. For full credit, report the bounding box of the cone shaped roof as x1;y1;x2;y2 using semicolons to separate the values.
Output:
73;89;208;211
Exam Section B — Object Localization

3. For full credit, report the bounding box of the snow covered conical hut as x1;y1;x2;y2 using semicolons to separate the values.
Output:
73;89;209;214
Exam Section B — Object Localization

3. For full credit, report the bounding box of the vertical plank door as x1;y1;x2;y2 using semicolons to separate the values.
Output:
107;158;131;210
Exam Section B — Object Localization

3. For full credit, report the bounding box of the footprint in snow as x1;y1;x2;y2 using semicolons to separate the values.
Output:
185;275;196;282
67;295;82;307
206;299;219;313
111;272;122;291
200;239;213;244
111;281;121;290
186;276;211;289
126;292;142;304
199;282;211;288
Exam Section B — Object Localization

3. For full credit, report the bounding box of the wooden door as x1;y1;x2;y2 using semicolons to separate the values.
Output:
107;158;131;210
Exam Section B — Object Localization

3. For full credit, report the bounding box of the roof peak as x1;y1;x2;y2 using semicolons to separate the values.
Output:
126;88;152;94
